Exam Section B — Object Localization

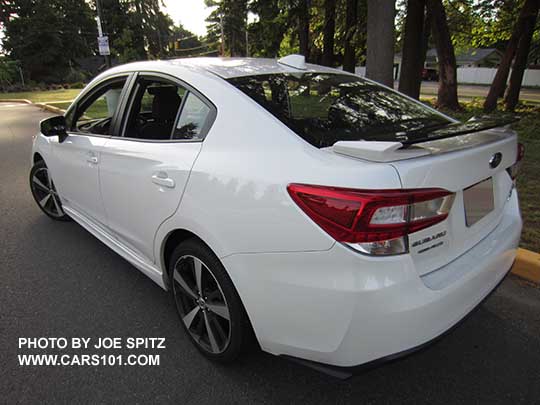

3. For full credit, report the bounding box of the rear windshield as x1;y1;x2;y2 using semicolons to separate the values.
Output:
227;73;452;148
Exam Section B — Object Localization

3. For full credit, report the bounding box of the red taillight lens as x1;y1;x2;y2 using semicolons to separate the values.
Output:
507;142;524;180
287;184;455;255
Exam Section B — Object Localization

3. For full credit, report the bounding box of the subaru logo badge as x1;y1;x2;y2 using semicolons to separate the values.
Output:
489;152;502;169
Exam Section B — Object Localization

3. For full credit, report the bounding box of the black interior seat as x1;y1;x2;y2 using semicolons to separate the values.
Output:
139;87;181;140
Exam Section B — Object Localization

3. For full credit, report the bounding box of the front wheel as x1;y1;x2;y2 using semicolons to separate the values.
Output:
169;239;253;362
29;160;70;221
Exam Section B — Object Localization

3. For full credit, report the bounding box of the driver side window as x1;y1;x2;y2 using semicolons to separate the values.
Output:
72;77;128;136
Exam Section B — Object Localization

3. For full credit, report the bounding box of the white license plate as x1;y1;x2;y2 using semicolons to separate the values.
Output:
463;178;494;227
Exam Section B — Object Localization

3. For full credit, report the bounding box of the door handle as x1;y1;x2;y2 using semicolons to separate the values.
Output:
86;152;99;164
152;172;175;188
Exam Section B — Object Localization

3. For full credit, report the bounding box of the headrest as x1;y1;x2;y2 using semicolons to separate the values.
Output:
150;86;181;122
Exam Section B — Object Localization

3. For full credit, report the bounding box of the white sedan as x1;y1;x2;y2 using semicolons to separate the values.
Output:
30;55;522;372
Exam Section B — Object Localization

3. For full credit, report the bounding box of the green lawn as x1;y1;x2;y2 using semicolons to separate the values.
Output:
0;88;81;103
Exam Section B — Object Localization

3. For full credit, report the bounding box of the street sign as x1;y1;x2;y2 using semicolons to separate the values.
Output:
98;36;110;56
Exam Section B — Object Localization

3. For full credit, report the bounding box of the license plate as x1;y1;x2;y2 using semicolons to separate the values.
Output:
463;178;494;227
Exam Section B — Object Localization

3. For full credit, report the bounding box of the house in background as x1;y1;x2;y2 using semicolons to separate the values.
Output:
455;48;503;67
393;48;504;80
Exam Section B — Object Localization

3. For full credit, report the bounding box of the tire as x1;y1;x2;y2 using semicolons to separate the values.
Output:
29;160;70;221
169;238;252;363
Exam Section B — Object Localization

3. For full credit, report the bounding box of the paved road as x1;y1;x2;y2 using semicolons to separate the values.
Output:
419;81;540;103
1;102;540;404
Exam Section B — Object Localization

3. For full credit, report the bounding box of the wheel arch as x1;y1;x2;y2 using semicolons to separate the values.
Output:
161;228;215;288
161;227;260;349
33;152;45;164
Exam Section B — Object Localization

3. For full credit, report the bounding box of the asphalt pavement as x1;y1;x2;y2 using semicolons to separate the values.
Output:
1;102;540;404
419;81;540;103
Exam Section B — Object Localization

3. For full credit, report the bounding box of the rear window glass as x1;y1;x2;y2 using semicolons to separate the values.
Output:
227;73;452;148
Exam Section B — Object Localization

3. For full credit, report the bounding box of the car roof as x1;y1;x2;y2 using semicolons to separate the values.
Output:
108;57;346;79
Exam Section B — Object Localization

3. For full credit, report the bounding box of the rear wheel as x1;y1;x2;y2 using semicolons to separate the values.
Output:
169;239;251;362
29;160;70;221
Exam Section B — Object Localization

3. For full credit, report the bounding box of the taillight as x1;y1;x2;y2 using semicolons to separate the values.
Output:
287;184;455;256
507;142;524;180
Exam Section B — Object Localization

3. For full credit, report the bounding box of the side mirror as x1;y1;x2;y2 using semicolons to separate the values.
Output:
40;116;68;143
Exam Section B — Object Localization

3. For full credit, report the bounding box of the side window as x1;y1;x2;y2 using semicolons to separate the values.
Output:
123;77;186;140
173;93;211;141
72;78;127;135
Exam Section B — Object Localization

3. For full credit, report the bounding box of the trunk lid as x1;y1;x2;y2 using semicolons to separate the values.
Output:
332;126;518;276
392;128;518;276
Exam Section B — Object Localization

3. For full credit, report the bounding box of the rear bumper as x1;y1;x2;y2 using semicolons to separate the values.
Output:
223;191;522;367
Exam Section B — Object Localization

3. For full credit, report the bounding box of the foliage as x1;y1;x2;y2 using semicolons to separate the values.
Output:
205;0;249;56
168;24;212;58
247;0;289;57
99;0;174;60
0;57;20;90
1;0;96;82
0;0;179;82
443;0;540;64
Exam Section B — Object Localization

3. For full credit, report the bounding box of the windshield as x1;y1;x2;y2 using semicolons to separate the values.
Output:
227;73;452;148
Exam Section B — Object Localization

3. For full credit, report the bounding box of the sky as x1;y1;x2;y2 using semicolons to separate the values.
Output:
162;0;213;37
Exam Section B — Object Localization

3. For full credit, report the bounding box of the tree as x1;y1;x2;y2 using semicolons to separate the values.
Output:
248;0;288;57
398;0;426;98
130;0;174;59
2;0;96;82
366;0;395;87
100;0;145;62
298;0;311;60
343;0;358;72
428;0;460;110
484;0;539;112
206;0;248;56
504;0;540;110
321;0;337;66
472;0;523;49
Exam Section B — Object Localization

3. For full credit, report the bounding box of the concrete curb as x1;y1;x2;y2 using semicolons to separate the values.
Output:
0;98;33;104
34;103;65;115
512;248;540;284
0;98;66;114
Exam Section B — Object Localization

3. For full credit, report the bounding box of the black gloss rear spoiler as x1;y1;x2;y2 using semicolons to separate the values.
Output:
400;115;520;146
331;116;519;163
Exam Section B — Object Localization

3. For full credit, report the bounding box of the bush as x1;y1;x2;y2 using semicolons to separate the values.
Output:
69;81;86;89
65;69;87;84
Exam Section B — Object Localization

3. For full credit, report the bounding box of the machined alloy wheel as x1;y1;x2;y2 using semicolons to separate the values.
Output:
29;161;70;221
169;239;253;362
172;255;231;354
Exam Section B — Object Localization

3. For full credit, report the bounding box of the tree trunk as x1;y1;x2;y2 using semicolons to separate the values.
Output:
343;0;359;73
298;0;310;61
504;0;539;110
398;0;426;99
428;0;459;110
321;0;337;66
366;0;395;87
484;0;539;112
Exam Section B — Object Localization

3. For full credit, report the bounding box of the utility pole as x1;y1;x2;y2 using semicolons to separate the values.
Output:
95;0;111;68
